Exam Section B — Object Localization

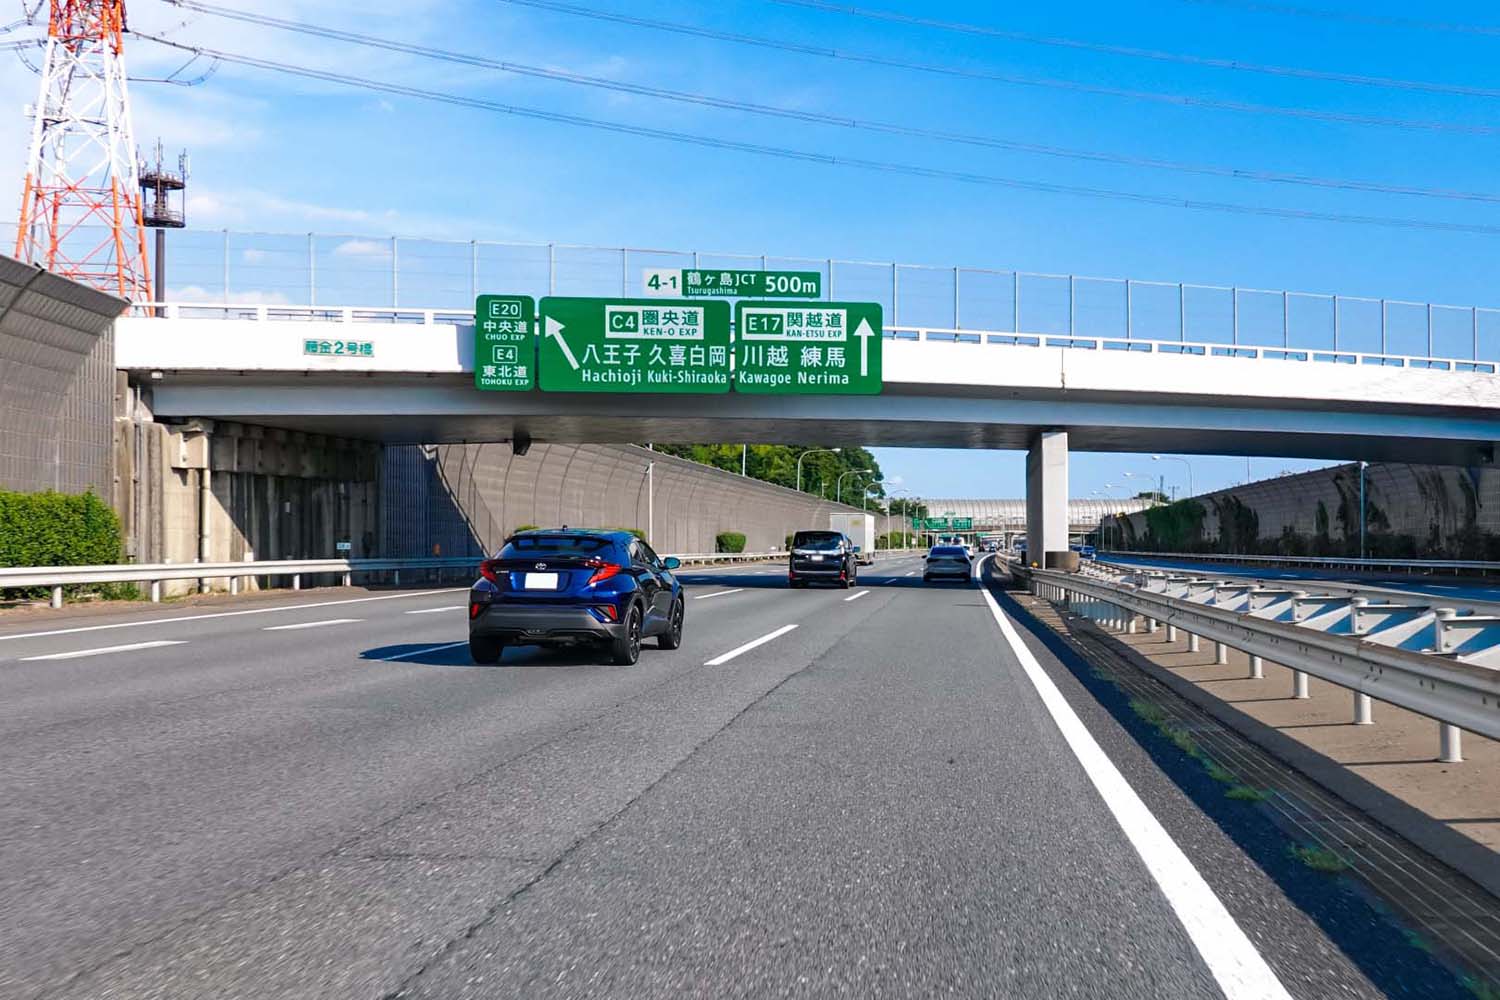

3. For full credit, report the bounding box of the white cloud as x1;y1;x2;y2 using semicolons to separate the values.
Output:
332;238;391;258
167;284;291;305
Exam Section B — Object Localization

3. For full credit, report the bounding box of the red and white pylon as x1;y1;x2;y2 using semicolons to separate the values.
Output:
14;0;151;301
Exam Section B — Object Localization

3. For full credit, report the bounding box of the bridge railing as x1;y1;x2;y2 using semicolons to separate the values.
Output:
125;302;1497;375
1098;550;1500;576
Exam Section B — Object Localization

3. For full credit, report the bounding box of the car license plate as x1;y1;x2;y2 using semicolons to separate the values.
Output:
523;572;559;589
810;554;824;561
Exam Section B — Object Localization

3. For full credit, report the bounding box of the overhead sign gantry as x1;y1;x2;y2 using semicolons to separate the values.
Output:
474;287;882;396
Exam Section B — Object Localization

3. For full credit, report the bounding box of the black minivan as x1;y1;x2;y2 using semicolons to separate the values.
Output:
788;530;858;589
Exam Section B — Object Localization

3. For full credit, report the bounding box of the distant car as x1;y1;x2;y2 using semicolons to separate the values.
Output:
468;529;683;666
788;530;858;588
923;544;972;583
1080;544;1097;559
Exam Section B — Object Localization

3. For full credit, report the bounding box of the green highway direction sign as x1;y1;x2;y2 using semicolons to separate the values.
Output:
643;268;822;300
538;297;732;393
733;301;882;395
924;517;950;531
474;294;536;391
952;517;974;531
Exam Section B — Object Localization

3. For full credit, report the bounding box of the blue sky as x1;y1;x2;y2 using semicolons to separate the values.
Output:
5;0;1495;496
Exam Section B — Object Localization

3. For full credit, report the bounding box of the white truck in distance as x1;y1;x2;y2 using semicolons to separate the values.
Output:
829;513;876;565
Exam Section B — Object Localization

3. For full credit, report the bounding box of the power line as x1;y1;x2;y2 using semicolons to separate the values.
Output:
165;0;1500;205
1177;0;1500;38
777;0;1500;99
500;0;1500;137
133;33;1500;238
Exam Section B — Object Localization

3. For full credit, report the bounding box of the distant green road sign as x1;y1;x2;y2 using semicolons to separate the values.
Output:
474;294;535;391
538;297;731;393
733;301;882;395
952;517;974;531
643;268;822;300
924;517;950;530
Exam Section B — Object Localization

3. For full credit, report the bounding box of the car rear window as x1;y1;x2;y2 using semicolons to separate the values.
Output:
500;534;613;558
793;531;843;551
931;546;966;556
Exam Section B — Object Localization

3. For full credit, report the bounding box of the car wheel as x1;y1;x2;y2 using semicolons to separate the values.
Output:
611;603;643;665
657;597;684;649
469;635;504;665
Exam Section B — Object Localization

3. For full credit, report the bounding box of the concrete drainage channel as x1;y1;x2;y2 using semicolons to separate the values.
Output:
1010;585;1500;998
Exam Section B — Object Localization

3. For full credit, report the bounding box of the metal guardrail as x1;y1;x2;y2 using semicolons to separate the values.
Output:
0;550;831;609
126;302;1497;376
1101;550;1500;575
0;549;921;609
1021;562;1500;762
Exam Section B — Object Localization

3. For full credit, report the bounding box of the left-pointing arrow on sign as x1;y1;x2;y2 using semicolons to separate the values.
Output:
546;315;580;371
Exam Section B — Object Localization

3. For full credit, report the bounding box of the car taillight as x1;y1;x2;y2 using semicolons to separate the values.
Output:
469;602;483;620
586;561;624;586
479;559;501;584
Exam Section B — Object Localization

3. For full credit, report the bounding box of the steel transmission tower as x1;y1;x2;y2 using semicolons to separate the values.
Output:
14;0;151;300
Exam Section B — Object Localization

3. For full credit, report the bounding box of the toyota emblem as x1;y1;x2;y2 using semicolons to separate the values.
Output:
534;562;548;570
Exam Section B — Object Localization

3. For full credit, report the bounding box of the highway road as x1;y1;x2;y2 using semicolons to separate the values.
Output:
1100;553;1500;606
0;556;1470;999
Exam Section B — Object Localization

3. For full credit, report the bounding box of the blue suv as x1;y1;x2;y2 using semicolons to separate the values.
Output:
468;529;684;666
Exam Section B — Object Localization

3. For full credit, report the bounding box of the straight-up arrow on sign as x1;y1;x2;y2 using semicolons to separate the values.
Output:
854;317;874;378
545;315;580;371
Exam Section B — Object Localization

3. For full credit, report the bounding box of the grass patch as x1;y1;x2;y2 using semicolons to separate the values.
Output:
1464;976;1500;1000
1401;929;1434;955
1289;843;1350;874
1225;784;1268;802
1129;698;1168;727
1167;726;1201;759
1202;759;1237;784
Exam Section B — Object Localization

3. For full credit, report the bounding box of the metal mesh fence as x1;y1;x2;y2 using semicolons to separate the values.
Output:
12;223;1500;361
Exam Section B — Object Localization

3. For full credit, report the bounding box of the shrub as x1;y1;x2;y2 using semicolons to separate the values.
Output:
715;531;746;554
0;490;126;599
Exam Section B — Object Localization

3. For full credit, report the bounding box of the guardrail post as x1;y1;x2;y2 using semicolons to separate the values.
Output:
343;571;352;587
1249;654;1264;679
50;586;62;609
292;574;301;591
1126;612;1137;634
393;569;401;587
150;579;161;603
1187;632;1200;653
1440;723;1463;763
1166;624;1178;642
1354;692;1373;725
1292;670;1309;699
230;575;239;596
1146;617;1158;633
1214;641;1228;665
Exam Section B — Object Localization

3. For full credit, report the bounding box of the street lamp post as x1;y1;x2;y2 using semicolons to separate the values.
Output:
796;447;841;493
837;468;872;505
1151;455;1194;498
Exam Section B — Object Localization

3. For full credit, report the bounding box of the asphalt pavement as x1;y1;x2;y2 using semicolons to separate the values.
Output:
0;556;1454;998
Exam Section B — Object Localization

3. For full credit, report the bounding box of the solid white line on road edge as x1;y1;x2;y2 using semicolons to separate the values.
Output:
0;589;467;643
844;590;871;602
404;605;466;614
704;624;798;666
369;640;471;663
693;588;745;601
21;639;186;661
904;570;916;577
978;581;1292;1000
263;618;363;632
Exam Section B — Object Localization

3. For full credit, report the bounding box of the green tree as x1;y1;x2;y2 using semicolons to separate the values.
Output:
651;444;885;502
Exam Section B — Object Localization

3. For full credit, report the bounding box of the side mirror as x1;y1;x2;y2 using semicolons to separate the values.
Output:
662;556;681;570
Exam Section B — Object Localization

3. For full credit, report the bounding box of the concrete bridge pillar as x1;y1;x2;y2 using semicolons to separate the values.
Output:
1026;429;1069;569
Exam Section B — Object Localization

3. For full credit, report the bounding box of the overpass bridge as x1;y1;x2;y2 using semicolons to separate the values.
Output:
116;302;1497;567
